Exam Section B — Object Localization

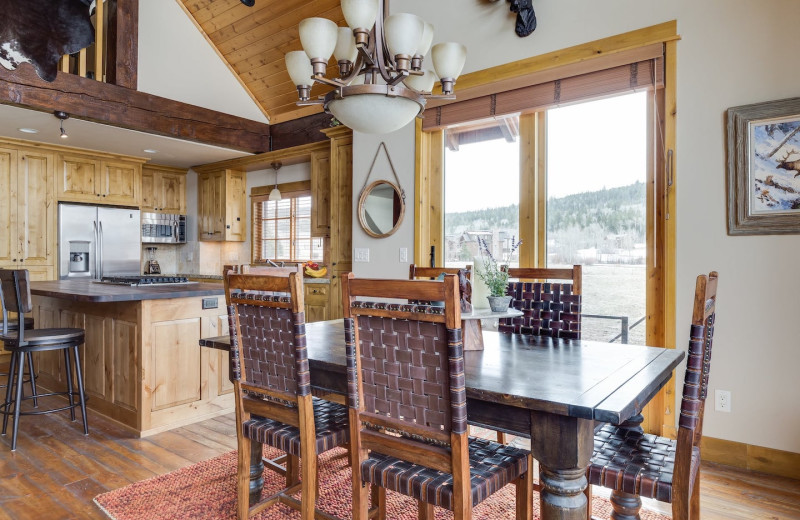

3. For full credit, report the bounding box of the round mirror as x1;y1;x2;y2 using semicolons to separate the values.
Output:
358;180;405;238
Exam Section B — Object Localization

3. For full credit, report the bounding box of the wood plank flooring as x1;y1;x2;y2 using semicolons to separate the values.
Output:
0;402;798;519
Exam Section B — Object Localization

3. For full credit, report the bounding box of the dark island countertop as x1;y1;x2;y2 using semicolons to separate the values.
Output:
30;279;225;303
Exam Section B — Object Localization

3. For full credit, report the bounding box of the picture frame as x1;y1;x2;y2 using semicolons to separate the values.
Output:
727;97;800;235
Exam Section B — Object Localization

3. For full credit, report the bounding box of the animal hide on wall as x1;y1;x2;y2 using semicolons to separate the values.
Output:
0;0;94;82
509;0;537;37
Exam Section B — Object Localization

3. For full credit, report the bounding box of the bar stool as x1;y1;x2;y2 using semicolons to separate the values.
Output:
0;316;38;406
0;269;88;451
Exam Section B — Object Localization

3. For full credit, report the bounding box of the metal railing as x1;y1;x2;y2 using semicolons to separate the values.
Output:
583;314;646;344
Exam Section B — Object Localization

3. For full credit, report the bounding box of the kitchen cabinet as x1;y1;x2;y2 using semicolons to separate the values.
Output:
310;150;331;236
57;152;143;206
0;145;56;270
304;284;329;323
142;165;187;213
197;169;246;242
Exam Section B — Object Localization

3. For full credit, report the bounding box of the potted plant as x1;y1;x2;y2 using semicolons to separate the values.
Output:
476;235;521;312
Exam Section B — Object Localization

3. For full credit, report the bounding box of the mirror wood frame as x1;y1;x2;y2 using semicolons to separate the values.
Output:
357;180;406;238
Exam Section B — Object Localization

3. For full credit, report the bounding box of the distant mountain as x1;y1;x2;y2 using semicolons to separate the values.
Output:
445;181;646;237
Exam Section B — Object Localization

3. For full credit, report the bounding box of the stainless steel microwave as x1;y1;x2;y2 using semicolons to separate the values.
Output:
141;213;186;244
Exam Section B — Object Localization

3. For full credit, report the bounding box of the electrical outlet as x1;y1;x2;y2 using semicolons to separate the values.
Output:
715;389;731;412
354;248;370;262
399;247;408;262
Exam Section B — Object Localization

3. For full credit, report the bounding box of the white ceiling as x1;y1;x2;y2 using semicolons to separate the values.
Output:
0;103;251;168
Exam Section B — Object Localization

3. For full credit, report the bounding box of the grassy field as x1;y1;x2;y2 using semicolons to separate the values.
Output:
577;264;646;345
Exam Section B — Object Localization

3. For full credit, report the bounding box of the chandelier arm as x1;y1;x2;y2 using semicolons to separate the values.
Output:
372;1;395;84
313;76;347;88
341;48;365;84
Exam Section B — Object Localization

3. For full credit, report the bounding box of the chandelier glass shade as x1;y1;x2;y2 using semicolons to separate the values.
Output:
286;0;466;134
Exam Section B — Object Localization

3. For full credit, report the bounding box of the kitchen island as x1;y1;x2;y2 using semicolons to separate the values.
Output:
30;280;233;437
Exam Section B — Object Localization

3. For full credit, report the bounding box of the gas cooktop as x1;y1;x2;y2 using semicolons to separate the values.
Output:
96;276;194;286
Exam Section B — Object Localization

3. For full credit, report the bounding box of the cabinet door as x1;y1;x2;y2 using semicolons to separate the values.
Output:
17;150;54;266
224;170;246;241
304;284;329;323
100;160;141;206
0;147;18;264
310;151;331;236
141;169;156;211
160;172;186;214
58;154;99;201
197;172;216;240
151;318;202;410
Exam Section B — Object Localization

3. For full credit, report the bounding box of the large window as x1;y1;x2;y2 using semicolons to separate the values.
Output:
252;193;324;263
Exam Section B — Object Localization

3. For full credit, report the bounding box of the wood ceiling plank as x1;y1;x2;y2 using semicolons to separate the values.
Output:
219;4;342;62
196;0;278;33
209;0;324;45
253;81;334;108
181;0;215;14
269;104;326;125
185;0;242;26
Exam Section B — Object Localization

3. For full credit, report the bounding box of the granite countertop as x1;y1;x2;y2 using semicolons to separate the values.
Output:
179;273;331;284
30;279;224;303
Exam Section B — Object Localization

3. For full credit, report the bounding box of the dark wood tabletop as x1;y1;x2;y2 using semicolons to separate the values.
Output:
31;279;225;302
200;319;684;429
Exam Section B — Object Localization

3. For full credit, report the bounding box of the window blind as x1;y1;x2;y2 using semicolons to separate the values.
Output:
422;44;664;131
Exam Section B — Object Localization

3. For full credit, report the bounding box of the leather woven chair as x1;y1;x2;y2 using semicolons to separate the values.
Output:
342;273;533;520
0;269;88;451
584;271;718;520
224;270;349;520
499;265;582;339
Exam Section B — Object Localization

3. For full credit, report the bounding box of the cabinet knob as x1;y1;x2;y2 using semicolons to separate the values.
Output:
12;258;17;262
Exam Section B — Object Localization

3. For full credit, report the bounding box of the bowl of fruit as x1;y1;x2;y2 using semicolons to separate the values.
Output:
303;261;327;278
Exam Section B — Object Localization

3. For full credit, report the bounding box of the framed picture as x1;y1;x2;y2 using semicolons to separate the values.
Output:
727;97;800;235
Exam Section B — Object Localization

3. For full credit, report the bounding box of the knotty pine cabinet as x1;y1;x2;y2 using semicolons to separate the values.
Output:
57;152;144;206
304;284;330;323
197;169;246;241
142;165;187;213
0;145;56;270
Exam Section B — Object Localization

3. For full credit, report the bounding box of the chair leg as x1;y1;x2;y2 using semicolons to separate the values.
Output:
286;453;300;487
71;346;89;434
64;348;76;421
371;484;386;520
2;352;19;435
26;352;38;408
300;454;317;520
608;490;642;520
515;455;534;520
689;467;701;519
584;483;592;520
10;352;25;450
417;500;435;520
237;436;252;520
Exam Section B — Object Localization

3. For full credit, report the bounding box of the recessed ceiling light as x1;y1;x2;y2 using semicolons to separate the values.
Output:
18;128;39;134
143;149;159;154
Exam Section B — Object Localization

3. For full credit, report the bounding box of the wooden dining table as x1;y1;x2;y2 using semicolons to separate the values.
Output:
200;319;684;520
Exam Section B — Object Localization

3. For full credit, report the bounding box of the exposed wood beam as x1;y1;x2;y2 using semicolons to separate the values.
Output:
0;65;270;153
269;112;332;151
106;0;139;89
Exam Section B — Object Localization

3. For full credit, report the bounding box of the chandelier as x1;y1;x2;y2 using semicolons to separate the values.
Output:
285;0;466;134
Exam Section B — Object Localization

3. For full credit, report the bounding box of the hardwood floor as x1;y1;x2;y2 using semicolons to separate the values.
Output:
0;402;798;519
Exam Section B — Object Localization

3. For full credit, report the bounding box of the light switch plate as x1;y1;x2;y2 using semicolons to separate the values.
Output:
354;248;370;262
399;247;408;262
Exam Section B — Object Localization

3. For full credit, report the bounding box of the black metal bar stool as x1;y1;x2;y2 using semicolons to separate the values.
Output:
0;269;88;451
0;315;38;407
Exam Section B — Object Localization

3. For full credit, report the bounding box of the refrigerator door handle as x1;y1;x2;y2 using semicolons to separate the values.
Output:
99;221;104;279
93;220;99;278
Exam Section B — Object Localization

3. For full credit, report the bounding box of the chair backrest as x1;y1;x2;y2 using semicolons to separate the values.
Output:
679;271;718;445
499;265;582;339
224;271;309;403
342;273;469;478
223;264;302;276
408;264;472;281
0;269;31;337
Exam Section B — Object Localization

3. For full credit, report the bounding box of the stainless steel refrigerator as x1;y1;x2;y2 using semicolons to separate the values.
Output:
58;203;141;279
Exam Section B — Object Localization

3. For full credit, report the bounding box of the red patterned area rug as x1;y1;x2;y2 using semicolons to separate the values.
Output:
94;447;670;520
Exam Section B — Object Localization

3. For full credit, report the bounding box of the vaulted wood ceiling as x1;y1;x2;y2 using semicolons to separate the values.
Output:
179;0;346;124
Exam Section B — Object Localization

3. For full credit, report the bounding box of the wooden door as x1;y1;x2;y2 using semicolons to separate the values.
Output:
159;172;186;214
141;169;156;211
310;150;331;236
224;170;246;241
58;154;99;201
0;147;18;265
100;160;140;205
17;150;54;266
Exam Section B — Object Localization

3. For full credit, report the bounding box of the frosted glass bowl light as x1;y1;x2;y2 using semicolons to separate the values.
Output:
327;94;421;134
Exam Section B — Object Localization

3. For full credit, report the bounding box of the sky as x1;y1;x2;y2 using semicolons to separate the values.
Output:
444;91;648;213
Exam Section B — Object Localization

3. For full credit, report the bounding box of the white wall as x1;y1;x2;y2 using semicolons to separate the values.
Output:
365;0;800;453
137;0;268;123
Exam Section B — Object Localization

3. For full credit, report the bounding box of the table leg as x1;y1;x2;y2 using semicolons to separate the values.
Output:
462;319;484;351
249;440;265;506
530;411;594;520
